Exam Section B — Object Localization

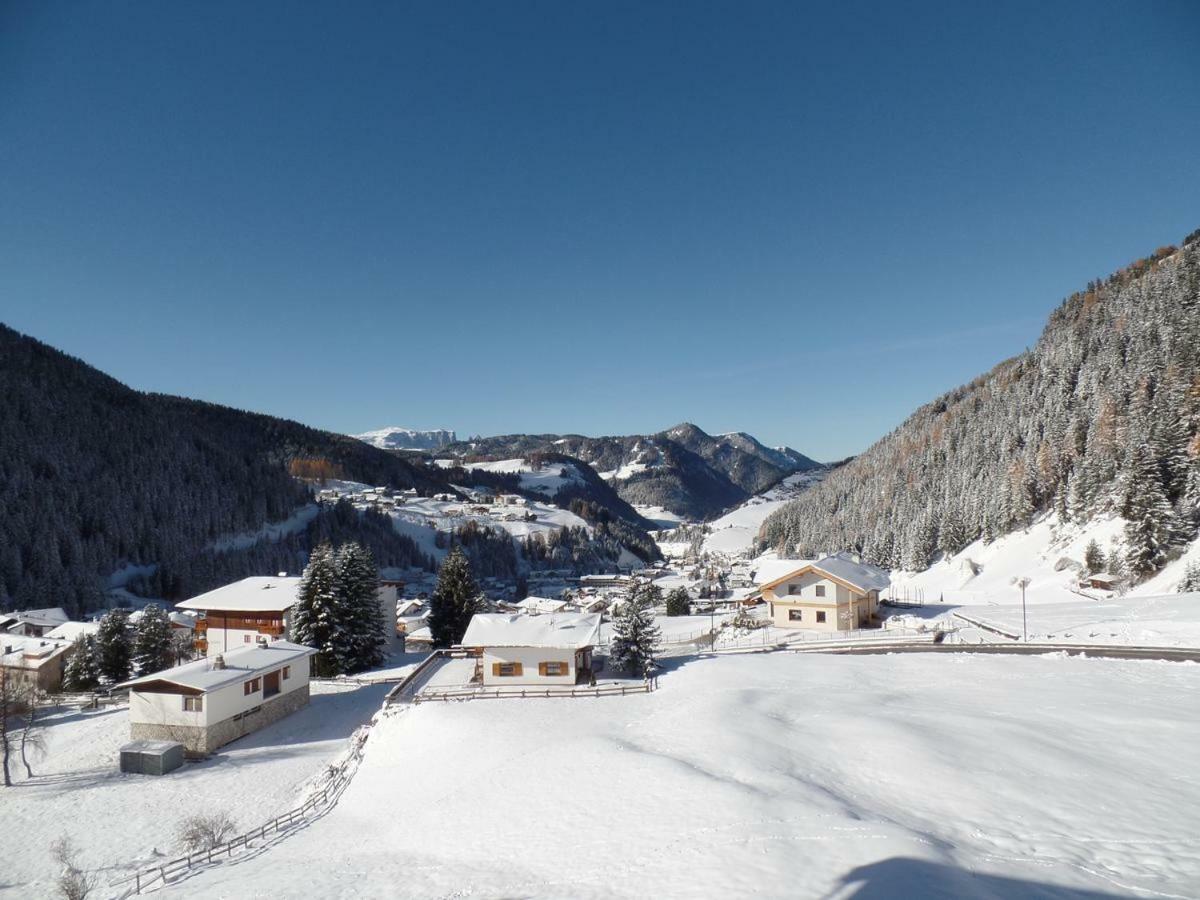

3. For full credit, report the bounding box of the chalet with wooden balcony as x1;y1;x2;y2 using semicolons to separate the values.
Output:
176;576;301;658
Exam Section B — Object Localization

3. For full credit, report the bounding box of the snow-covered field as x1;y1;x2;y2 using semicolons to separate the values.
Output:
163;652;1200;899
2;681;388;896
953;592;1200;646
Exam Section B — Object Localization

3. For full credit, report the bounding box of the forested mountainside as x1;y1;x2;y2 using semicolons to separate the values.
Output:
760;229;1200;582
0;324;451;615
445;423;821;521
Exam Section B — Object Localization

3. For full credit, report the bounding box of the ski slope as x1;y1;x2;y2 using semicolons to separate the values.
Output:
167;652;1200;899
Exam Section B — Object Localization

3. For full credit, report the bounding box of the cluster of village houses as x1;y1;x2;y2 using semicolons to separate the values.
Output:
2;551;905;774
317;483;536;523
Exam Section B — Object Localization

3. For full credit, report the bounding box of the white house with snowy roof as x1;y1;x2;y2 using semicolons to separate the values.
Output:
758;554;890;631
176;576;300;657
119;640;315;755
461;613;601;686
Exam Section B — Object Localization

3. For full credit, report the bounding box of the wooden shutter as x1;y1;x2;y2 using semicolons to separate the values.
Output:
538;662;548;676
513;662;523;676
492;663;501;676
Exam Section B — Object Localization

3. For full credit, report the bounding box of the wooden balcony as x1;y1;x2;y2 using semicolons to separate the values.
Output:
193;638;208;653
257;624;285;637
193;620;208;633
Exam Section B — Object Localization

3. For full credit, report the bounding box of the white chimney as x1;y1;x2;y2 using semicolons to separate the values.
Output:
256;636;268;648
213;654;225;670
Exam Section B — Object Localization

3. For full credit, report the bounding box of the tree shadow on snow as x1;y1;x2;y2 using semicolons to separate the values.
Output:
830;857;1126;899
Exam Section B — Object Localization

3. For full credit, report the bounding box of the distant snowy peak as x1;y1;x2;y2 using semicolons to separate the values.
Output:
355;426;457;452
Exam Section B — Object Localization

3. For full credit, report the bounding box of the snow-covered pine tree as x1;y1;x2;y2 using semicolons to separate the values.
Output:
335;542;385;673
62;634;101;691
95;609;133;684
428;546;482;648
292;543;345;677
609;581;661;677
132;605;175;676
665;587;691;617
1083;539;1106;575
1177;560;1200;594
1122;443;1177;579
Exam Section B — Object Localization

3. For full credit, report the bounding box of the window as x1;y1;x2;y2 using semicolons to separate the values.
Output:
243;677;261;696
789;609;803;621
815;585;826;597
183;696;203;712
493;662;523;677
282;666;291;680
539;661;567;676
787;584;801;596
816;611;827;623
244;634;252;643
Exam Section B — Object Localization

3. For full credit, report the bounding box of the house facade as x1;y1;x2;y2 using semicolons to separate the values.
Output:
759;555;890;631
461;613;601;686
176;576;300;657
1;634;73;693
121;640;315;756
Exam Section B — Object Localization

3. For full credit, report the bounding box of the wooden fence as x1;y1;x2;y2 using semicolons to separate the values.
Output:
413;678;656;703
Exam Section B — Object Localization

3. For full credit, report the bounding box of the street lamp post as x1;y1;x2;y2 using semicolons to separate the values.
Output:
1017;577;1031;642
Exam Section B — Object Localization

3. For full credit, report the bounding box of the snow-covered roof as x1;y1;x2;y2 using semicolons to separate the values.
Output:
45;621;101;642
760;554;890;594
396;599;425;616
1;634;73;669
175;576;301;613
4;607;70;629
461;613;602;649
813;554;891;592
118;641;314;693
515;596;569;614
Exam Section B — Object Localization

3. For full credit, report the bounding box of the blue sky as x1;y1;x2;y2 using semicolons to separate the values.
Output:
2;2;1198;461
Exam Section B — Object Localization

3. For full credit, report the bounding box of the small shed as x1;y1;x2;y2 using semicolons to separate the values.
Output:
120;740;185;776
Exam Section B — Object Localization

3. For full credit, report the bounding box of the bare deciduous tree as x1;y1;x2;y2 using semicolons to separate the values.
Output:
51;835;95;900
177;812;237;852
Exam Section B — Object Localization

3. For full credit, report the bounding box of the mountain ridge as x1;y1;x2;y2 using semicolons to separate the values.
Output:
441;422;822;521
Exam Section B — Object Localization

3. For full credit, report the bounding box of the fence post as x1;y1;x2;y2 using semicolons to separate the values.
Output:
136;871;140;893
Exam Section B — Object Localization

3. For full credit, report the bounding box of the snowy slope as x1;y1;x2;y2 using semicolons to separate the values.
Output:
354;426;457;451
2;682;389;896
167;653;1200;899
702;470;826;556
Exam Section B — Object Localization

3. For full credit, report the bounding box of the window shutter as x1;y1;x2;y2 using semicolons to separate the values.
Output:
538;662;548;676
492;663;501;676
513;662;523;676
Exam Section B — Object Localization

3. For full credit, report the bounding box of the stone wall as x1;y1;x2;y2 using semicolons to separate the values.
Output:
131;684;311;757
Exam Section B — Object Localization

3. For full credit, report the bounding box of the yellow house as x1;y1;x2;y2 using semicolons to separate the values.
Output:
759;555;890;631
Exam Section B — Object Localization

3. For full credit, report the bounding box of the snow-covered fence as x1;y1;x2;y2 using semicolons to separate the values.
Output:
383;648;470;706
413;678;656;703
109;726;372;897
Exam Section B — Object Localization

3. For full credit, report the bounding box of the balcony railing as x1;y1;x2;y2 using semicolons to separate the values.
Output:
257;624;285;637
193;639;208;653
194;620;208;633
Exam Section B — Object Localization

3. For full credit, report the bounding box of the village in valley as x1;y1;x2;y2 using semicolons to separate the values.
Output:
5;5;1200;897
5;445;1200;897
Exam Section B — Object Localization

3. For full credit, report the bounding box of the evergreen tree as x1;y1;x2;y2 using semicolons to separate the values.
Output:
1177;560;1200;594
62;634;101;691
428;547;482;648
132;605;175;676
1083;539;1107;575
665;587;691;617
1123;444;1177;579
335;542;386;673
291;543;345;677
609;581;661;677
94;609;133;684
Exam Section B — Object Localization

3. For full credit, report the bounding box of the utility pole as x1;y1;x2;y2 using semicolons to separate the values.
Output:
1017;577;1031;642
